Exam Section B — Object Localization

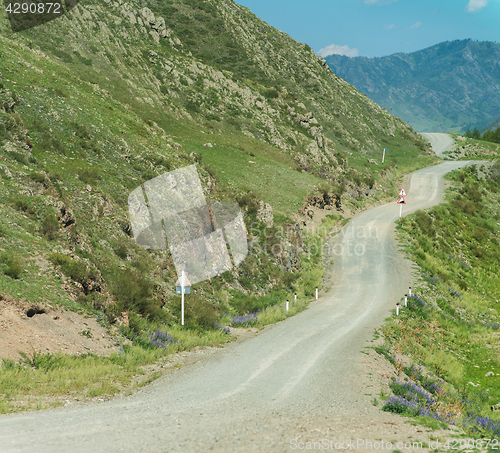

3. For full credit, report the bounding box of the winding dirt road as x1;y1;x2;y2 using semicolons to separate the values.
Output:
1;144;476;453
421;133;454;158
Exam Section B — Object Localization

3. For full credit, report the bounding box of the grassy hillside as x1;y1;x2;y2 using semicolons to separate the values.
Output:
377;162;500;438
442;135;500;161
0;0;438;410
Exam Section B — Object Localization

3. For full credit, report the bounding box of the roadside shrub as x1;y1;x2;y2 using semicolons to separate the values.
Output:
108;268;164;320
76;292;107;310
41;213;59;240
414;210;436;237
170;294;220;330
112;239;128;260
49;253;90;283
331;183;346;196
0;253;23;279
239;276;253;290
230;291;284;314
283;271;301;290
462;183;482;203
13;198;34;215
364;175;375;189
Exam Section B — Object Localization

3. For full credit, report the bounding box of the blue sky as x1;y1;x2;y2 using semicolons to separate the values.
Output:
236;0;500;58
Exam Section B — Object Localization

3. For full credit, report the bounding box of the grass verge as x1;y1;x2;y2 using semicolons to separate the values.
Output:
375;161;500;439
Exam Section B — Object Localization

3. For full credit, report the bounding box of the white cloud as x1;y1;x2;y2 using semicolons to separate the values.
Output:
384;24;396;30
466;0;487;12
318;44;359;58
409;21;422;29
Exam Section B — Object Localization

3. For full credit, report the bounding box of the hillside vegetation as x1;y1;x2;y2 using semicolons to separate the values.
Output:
378;163;500;439
465;125;500;144
0;0;436;409
326;40;500;133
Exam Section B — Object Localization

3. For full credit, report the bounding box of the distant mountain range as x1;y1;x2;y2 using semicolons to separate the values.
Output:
325;40;500;133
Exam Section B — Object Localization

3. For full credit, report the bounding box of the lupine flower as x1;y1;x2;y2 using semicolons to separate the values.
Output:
216;323;231;335
148;330;181;349
230;313;258;327
408;294;426;306
463;416;500;438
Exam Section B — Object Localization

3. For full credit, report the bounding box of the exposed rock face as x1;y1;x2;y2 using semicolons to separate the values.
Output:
35;0;424;186
257;201;273;227
58;204;76;229
139;7;154;24
306;193;342;211
272;224;304;272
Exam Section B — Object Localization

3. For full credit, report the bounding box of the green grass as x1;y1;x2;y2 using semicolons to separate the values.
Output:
378;161;500;438
444;134;500;160
181;137;322;216
253;295;311;327
0;325;231;414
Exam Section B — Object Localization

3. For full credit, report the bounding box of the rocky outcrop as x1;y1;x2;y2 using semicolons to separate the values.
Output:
256;201;273;227
58;204;76;229
304;192;342;211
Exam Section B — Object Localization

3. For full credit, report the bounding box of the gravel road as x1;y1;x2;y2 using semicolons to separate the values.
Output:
0;159;475;453
420;133;454;158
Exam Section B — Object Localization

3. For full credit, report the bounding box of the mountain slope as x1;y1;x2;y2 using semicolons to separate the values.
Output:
0;0;435;364
325;40;500;133
2;0;428;161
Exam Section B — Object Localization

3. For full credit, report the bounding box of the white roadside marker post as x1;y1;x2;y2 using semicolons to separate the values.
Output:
409;286;412;297
286;300;289;312
382;148;386;164
396;303;399;316
404;294;408;307
175;271;191;326
294;293;297;304
181;270;185;326
315;287;318;300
